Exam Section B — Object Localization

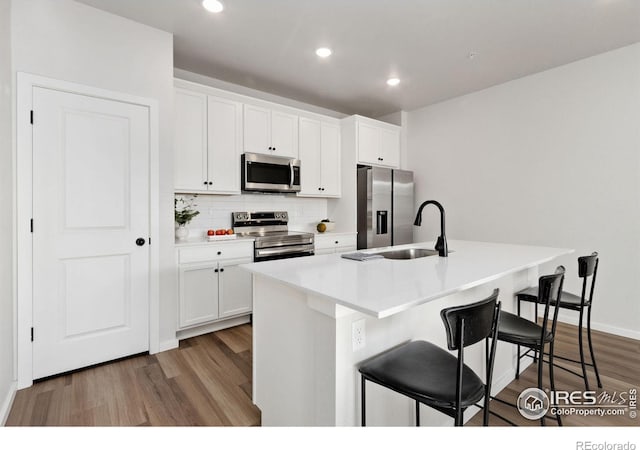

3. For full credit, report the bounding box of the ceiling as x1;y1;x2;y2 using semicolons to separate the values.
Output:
76;0;640;117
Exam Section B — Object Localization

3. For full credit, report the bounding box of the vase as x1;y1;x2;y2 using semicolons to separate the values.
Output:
175;224;189;240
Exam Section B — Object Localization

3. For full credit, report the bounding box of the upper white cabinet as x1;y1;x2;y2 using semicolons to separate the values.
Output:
356;117;400;168
174;89;207;192
298;118;341;197
244;104;299;158
174;88;242;194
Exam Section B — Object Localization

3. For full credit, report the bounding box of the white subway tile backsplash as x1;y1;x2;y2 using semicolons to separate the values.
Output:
175;193;328;239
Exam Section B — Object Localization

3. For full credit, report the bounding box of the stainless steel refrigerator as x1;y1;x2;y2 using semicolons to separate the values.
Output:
357;166;414;250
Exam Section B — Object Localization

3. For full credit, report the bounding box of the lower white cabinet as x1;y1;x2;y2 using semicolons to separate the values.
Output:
177;241;253;330
314;233;357;255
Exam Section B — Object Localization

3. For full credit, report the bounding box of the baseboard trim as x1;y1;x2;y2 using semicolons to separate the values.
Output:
156;339;179;354
537;311;640;341
176;315;251;341
1;381;17;426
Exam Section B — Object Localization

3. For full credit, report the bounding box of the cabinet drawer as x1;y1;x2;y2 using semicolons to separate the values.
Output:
315;233;357;251
178;241;254;264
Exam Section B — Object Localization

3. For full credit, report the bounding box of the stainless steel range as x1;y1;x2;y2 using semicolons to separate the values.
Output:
232;211;315;262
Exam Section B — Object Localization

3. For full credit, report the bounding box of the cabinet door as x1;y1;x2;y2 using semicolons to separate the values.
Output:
208;96;242;194
174;89;208;192
379;127;400;168
320;122;341;197
179;263;219;329
357;121;381;165
298;118;322;196
218;258;253;318
271;110;299;158
244;104;271;154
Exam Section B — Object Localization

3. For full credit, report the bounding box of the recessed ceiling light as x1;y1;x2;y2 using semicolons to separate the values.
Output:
202;0;224;13
315;47;332;58
386;78;400;86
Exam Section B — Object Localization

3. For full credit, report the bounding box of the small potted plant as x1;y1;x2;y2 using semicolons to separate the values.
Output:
175;195;200;240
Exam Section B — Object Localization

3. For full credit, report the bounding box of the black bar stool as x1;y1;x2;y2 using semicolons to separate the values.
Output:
491;266;565;426
359;290;501;426
516;253;601;390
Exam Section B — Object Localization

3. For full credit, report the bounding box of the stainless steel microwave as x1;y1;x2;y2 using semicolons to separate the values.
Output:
241;152;301;193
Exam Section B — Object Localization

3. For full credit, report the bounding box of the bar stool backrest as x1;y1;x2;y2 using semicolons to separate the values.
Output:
578;252;599;307
540;266;566;343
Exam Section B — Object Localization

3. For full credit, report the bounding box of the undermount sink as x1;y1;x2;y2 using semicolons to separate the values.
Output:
374;248;439;260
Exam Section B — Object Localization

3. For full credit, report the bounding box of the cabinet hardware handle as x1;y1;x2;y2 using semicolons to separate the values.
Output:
208;181;213;185
318;187;322;191
220;268;225;272
135;238;146;246
217;251;222;255
203;181;208;185
214;268;219;273
335;241;339;244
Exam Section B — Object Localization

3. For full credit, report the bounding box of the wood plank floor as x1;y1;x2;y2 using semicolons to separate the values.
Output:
468;321;640;426
6;321;638;426
6;324;260;426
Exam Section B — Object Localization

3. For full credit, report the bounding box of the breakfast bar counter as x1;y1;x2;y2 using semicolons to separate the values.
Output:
240;240;572;426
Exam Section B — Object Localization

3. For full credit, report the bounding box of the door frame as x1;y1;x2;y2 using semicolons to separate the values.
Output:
16;72;160;388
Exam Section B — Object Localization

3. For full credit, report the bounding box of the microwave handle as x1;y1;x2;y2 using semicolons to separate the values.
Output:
289;161;294;188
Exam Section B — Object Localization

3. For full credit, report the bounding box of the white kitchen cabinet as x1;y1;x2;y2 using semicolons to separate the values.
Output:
174;88;242;194
179;263;220;328
244;104;299;158
314;233;357;255
174;88;207;192
298;118;341;197
356;118;400;168
219;259;253;318
177;241;253;330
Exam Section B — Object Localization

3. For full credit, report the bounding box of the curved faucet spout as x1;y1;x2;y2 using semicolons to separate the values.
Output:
414;200;448;257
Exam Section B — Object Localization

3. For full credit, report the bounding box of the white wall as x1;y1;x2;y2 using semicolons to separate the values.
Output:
407;43;640;338
11;0;177;352
0;0;15;424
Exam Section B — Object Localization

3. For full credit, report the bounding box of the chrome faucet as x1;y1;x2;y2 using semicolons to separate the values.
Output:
414;200;448;257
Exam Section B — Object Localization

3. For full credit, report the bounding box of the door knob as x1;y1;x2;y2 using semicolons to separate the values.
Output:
136;238;146;246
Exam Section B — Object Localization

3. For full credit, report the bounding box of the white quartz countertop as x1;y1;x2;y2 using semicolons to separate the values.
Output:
240;240;573;318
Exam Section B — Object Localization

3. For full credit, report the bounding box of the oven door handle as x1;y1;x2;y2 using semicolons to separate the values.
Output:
255;244;314;258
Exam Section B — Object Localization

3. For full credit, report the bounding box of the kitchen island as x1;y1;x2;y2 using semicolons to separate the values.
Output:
240;240;572;426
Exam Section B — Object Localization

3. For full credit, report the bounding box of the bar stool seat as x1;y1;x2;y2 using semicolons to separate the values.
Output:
497;311;553;347
359;290;502;426
517;286;586;311
359;341;485;409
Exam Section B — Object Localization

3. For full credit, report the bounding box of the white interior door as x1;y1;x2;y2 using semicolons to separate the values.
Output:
32;86;150;379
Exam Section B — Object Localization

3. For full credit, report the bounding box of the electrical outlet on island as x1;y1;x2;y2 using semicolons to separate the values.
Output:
352;319;366;351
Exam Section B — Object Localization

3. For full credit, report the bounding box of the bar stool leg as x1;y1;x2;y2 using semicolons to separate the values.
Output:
548;341;562;426
415;401;420;426
587;305;602;388
578;308;590;391
538;342;545;427
516;297;521;379
361;376;366;426
533;303;538;363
